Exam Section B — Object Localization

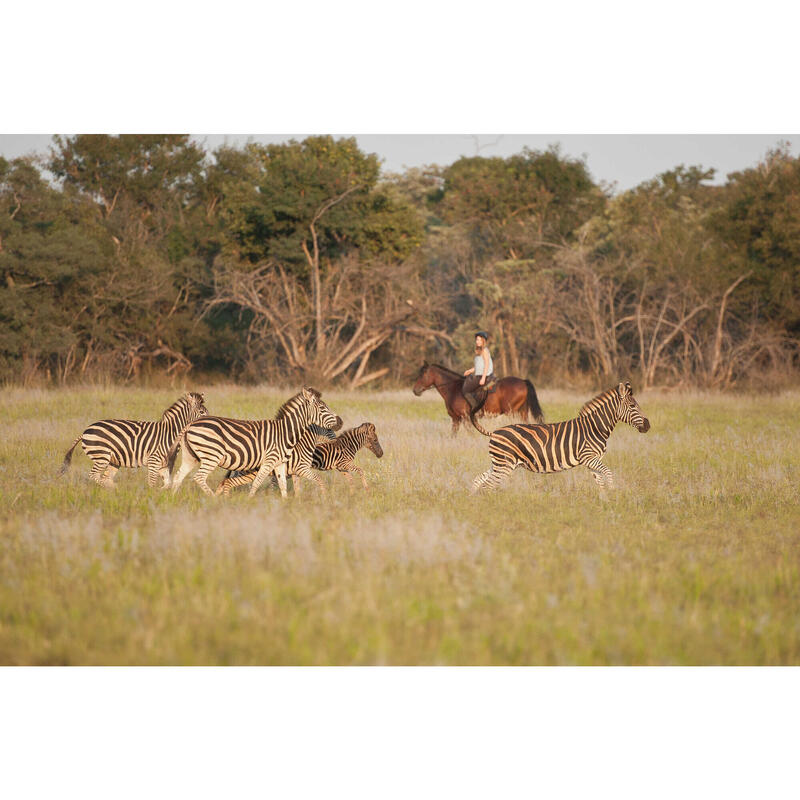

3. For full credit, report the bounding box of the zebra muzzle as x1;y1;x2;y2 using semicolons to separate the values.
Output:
639;418;651;433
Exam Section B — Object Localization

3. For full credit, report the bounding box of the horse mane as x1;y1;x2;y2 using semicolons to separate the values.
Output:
276;387;322;419
428;363;462;379
579;386;620;417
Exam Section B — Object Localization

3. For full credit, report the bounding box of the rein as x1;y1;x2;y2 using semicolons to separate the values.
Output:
419;373;465;392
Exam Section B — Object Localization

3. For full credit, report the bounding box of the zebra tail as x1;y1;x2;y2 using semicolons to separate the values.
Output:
59;436;81;475
525;379;545;423
166;437;182;477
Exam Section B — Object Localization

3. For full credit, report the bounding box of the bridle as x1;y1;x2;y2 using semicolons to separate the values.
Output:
415;367;465;393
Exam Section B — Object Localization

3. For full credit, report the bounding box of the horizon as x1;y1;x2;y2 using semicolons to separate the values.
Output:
1;133;796;193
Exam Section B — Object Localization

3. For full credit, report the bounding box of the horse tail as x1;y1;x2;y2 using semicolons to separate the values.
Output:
469;407;492;437
525;379;545;423
59;436;82;475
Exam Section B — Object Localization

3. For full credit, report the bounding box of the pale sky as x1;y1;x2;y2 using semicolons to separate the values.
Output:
1;134;796;193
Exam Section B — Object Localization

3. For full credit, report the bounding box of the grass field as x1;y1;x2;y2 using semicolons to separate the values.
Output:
1;383;798;665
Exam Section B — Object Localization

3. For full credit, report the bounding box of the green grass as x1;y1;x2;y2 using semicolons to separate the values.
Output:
1;384;798;665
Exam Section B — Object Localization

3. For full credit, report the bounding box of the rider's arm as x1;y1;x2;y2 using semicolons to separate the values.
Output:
464;367;474;376
479;350;490;384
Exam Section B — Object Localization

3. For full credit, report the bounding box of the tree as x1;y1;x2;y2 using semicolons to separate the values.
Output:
711;144;800;335
209;137;429;383
0;156;111;382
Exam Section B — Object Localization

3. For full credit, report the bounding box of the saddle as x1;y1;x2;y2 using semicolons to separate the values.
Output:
485;377;498;394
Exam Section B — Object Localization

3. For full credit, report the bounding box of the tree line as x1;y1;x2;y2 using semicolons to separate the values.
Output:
1;135;798;389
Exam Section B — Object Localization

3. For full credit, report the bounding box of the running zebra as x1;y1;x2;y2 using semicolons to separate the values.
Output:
215;424;337;498
60;392;208;489
312;422;384;491
218;422;384;495
471;382;650;492
167;387;342;498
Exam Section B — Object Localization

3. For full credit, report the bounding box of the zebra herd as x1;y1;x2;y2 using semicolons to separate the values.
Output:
59;381;650;496
60;387;384;497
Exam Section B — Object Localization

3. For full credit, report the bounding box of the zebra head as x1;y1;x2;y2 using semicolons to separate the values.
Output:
302;387;343;432
359;422;383;458
616;382;650;433
187;392;208;418
163;391;208;426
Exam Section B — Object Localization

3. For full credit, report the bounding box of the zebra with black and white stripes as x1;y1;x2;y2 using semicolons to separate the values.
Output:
218;422;384;495
215;423;337;497
60;392;208;489
471;382;650;493
167;387;342;498
311;423;383;491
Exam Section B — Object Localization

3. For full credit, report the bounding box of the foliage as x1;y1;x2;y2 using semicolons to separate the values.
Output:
1;136;799;387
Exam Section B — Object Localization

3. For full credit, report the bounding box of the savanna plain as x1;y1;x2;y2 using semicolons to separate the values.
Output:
1;384;798;665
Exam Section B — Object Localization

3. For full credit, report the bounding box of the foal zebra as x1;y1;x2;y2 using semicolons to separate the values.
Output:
215;424;337;498
218;422;384;495
471;382;650;493
167;387;342;498
312;422;384;491
60;392;208;489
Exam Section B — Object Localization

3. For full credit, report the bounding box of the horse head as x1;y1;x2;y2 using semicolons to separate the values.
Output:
412;361;432;396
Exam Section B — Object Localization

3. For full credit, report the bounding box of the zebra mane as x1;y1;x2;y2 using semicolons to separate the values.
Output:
275;387;322;420
160;393;193;421
334;426;362;443
579;386;620;417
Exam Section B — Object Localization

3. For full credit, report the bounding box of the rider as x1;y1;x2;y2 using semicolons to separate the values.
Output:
463;331;495;410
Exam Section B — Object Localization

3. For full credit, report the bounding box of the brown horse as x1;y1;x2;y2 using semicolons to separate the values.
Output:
412;362;544;435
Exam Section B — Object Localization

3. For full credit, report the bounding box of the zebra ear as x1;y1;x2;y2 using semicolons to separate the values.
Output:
618;382;630;397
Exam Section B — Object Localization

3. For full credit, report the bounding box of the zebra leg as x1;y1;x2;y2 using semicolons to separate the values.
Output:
471;458;514;493
583;457;614;488
191;461;218;496
90;456;115;489
351;465;369;491
102;464;119;488
274;462;289;499
249;457;282;498
171;449;199;493
215;475;232;497
339;470;355;492
293;465;326;497
146;455;162;488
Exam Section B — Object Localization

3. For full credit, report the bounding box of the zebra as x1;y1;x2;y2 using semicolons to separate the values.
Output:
214;423;337;498
167;387;342;498
218;422;384;495
59;392;208;489
311;422;384;491
471;381;650;493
